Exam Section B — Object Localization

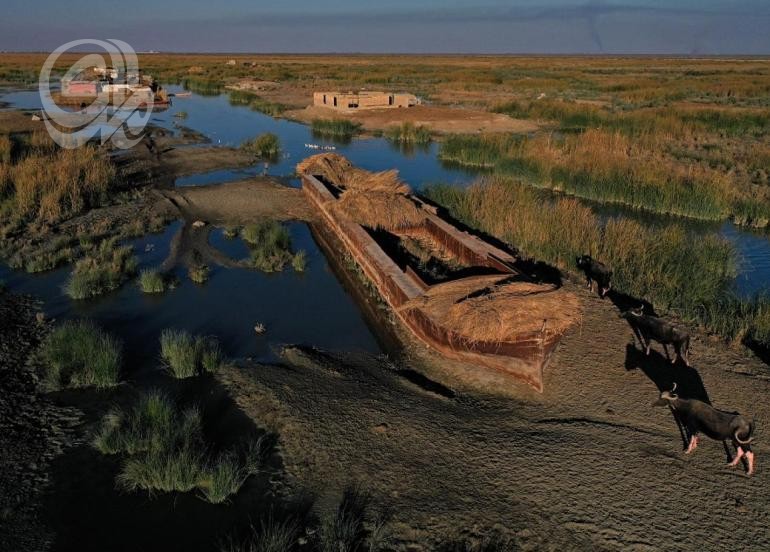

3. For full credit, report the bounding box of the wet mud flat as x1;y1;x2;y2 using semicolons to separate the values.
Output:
0;294;82;552
219;281;770;551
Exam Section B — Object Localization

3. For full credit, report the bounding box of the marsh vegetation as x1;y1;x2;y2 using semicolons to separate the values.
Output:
160;329;226;378
424;179;770;348
241;133;281;160
384;122;432;145
240;220;306;273
40;320;121;389
310;119;362;140
94;390;263;504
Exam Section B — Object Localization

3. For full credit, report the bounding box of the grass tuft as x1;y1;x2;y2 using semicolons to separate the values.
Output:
241;220;294;272
197;452;247;504
94;390;262;503
241;133;281;160
291;250;307;272
138;268;167;293
40;320;121;389
189;263;210;284
385;122;432;144
65;239;138;299
160;329;226;378
311;119;362;139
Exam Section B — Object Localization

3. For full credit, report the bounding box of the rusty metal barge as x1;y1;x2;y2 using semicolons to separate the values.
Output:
298;154;580;392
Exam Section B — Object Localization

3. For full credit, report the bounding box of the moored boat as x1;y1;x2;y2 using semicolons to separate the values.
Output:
297;154;581;391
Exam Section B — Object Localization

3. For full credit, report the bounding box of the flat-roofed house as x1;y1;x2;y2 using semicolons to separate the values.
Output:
313;91;420;110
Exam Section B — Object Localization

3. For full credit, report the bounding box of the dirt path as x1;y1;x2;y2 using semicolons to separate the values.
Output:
285;105;540;135
219;282;770;551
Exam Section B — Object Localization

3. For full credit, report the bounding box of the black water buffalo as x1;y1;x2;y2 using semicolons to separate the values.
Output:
576;255;611;297
620;306;690;366
654;383;755;475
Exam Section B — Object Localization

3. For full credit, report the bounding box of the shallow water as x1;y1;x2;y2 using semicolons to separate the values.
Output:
0;221;383;374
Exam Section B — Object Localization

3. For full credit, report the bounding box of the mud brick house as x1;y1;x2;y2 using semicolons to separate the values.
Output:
313;91;420;110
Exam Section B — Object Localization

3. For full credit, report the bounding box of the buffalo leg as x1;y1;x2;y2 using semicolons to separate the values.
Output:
685;434;699;454
747;451;755;475
728;446;745;467
662;343;671;362
671;406;688;450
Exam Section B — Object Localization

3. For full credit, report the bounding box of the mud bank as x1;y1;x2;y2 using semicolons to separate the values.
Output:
0;294;81;551
219;281;770;551
285;105;540;136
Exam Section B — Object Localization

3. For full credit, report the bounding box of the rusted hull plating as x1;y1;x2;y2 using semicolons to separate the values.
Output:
301;173;563;391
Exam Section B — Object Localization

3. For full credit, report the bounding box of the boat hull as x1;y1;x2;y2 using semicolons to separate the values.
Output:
301;172;568;392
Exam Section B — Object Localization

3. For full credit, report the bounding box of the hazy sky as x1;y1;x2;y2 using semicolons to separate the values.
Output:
2;0;769;54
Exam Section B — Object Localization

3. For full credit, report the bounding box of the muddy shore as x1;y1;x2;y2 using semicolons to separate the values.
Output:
220;277;770;551
0;293;81;552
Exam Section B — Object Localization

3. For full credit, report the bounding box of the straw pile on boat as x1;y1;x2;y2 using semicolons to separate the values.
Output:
297;153;424;230
400;275;581;344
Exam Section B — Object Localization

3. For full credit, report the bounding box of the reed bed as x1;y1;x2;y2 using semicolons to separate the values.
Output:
8;144;115;223
311;119;362;139
384;122;432;145
228;90;286;116
438;128;770;226
422;178;770;348
40;320;121;389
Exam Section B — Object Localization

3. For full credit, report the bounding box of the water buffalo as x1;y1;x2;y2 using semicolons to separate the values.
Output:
654;383;755;475
620;306;690;366
576;255;611;297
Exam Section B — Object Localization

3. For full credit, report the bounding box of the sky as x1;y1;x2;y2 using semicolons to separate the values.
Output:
2;0;769;54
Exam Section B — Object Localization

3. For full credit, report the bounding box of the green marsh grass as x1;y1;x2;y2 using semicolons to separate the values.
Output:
291;250;307;272
384;122;432;144
438;134;519;168
197;452;247;504
241;220;294;272
311;119;362;139
228;90;286;116
65;240;138;299
41;320;121;389
160;329;225;378
437;129;770;224
138;268;167;293
117;446;206;495
189;263;211;284
93;391;201;455
241;133;281;160
95;390;261;503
